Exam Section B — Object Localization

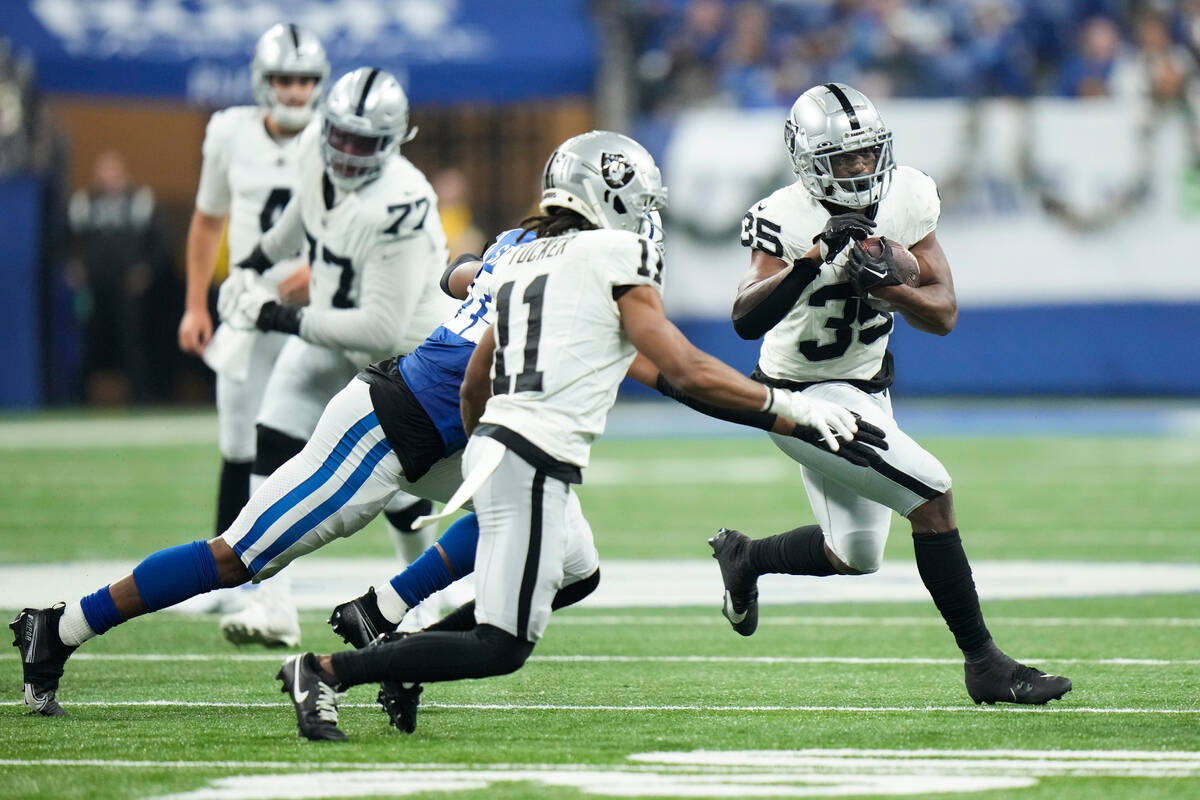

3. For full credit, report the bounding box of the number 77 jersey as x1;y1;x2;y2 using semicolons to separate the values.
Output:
479;228;664;469
743;165;939;387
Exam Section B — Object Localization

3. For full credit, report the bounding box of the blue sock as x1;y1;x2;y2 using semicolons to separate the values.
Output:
131;540;222;612
389;513;479;608
80;586;124;635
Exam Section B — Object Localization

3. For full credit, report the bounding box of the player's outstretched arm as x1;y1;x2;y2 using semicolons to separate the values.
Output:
619;285;862;452
460;325;496;435
869;231;957;335
179;209;225;354
441;254;483;300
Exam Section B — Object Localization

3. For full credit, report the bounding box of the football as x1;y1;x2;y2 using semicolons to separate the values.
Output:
861;237;921;287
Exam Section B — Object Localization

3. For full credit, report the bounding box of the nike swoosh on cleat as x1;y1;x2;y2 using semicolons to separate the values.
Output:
723;593;748;624
291;658;308;704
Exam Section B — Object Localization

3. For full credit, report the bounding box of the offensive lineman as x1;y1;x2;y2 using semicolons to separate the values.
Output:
213;66;457;646
271;131;877;741
710;83;1071;705
178;22;328;539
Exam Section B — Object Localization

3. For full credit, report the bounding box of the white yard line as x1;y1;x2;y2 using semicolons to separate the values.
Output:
62;653;1200;666
0;700;1194;714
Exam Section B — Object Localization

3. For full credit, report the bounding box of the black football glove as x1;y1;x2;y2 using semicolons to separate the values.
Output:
255;301;303;335
791;414;889;467
813;212;876;263
846;236;904;296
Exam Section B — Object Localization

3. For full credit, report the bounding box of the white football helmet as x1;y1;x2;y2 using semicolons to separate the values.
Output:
251;23;329;131
785;82;895;209
540;131;668;233
321;67;415;191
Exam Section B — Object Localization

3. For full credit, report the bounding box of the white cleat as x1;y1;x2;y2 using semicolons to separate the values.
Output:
220;596;301;648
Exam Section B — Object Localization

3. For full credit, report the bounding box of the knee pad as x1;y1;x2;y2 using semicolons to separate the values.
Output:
551;568;600;610
253;424;306;478
384;499;435;533
836;532;884;575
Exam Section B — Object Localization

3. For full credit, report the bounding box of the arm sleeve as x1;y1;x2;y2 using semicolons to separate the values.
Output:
731;256;820;340
257;196;306;264
298;233;433;355
194;114;232;216
656;374;778;432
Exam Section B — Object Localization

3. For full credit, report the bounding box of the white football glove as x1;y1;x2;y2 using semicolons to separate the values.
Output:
216;269;248;323
224;280;277;332
767;389;859;452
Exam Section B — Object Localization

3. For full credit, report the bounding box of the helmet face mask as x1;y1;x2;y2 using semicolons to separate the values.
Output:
539;131;668;234
251;23;329;131
786;83;895;209
321;68;414;191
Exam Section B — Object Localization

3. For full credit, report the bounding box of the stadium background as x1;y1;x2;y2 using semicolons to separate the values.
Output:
2;0;1199;408
1;3;1199;798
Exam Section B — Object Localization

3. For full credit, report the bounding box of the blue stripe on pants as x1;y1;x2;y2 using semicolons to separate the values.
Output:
233;412;379;563
249;438;394;574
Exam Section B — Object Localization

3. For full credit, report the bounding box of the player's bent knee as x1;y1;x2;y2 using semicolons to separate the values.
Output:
253;424;306;478
830;535;885;575
551;568;600;610
474;624;535;676
208;539;252;587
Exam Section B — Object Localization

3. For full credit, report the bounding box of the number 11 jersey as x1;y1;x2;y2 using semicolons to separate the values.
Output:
479;228;664;469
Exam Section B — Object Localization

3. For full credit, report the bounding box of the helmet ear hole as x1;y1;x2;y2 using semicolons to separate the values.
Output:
612;195;626;215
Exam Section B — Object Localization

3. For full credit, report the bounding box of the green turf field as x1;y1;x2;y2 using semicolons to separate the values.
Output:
1;414;1198;798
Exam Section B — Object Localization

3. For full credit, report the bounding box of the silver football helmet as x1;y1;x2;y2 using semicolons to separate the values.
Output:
251;23;329;131
540;131;668;233
321;67;415;191
785;82;895;209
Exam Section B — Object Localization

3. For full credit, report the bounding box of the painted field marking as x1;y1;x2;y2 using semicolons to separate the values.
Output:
549;615;1200;627
1;700;1195;714
62;652;1200;666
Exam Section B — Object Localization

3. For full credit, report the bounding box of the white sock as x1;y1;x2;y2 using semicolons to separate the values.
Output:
58;602;97;647
374;581;409;625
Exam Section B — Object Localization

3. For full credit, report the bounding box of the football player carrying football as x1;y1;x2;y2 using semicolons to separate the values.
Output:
712;82;1072;706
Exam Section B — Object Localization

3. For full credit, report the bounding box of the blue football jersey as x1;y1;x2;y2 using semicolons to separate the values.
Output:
398;228;535;453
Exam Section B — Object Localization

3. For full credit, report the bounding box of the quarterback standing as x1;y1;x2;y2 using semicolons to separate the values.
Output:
711;82;1071;705
178;22;328;536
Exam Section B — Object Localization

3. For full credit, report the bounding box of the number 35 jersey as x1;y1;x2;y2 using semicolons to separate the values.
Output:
743;165;939;386
194;106;303;269
479;229;664;469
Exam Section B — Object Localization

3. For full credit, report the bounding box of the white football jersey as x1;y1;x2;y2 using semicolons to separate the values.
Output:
743;165;939;384
260;123;456;363
194;106;305;264
479;229;665;468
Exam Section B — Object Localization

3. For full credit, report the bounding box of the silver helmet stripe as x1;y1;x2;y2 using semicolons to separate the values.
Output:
356;68;381;116
823;82;860;131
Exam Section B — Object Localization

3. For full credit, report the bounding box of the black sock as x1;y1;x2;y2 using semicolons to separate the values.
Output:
330;623;533;687
748;525;836;576
215;459;253;534
912;529;993;655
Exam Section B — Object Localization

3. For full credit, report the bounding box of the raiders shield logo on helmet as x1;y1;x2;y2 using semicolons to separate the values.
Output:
601;152;635;189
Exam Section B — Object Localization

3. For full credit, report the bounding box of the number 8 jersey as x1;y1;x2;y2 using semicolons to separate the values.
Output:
479;228;664;469
743;165;939;387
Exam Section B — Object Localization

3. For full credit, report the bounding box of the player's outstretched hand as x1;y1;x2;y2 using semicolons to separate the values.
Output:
767;390;858;451
813;212;875;263
791;414;889;467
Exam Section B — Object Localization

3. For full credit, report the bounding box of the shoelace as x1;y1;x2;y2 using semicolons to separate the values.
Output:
314;681;342;725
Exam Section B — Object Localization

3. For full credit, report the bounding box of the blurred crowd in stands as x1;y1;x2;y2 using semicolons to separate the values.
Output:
625;0;1200;112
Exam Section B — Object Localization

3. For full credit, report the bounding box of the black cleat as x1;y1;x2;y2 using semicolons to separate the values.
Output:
276;653;347;741
10;605;77;717
965;651;1073;705
708;528;759;636
373;631;422;733
328;588;390;649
